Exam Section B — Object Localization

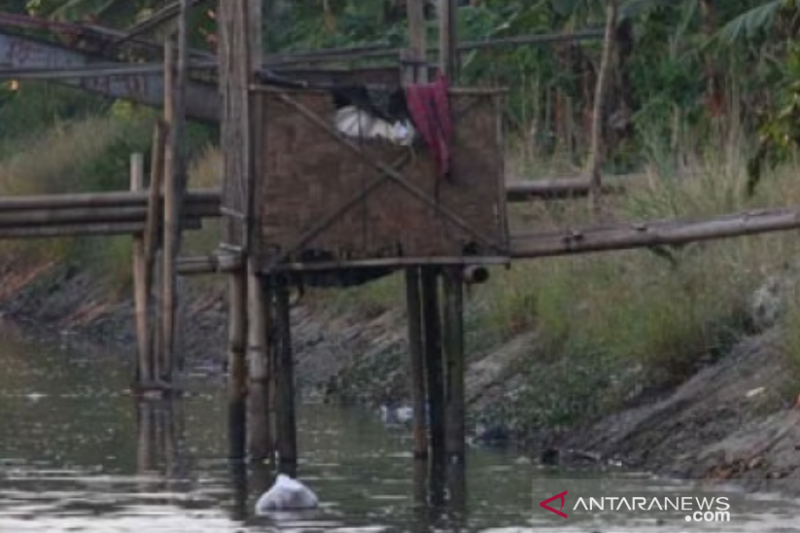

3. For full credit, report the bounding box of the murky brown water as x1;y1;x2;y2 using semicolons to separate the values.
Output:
1;325;800;532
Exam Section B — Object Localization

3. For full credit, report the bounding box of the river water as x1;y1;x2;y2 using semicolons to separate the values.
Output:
1;325;800;533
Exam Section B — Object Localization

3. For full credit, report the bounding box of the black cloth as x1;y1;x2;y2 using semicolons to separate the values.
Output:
329;85;410;124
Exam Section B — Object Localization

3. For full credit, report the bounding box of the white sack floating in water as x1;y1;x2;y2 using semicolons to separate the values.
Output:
254;473;319;514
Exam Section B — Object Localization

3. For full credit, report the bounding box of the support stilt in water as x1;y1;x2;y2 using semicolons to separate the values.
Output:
135;400;156;476
227;268;248;462
447;462;467;523
160;38;177;383
421;266;445;465
442;266;466;462
412;457;428;507
130;153;151;386
229;458;248;522
146;121;166;387
247;260;273;463
272;276;297;467
405;267;428;459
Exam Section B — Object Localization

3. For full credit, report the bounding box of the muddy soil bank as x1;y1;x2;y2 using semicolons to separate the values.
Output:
2;259;800;490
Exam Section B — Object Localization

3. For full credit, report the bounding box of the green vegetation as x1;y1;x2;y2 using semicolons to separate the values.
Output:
4;1;800;432
0;82;218;290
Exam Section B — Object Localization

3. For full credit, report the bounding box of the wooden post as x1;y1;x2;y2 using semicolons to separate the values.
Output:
218;0;262;464
146;120;167;382
160;38;177;383
587;0;617;216
407;0;428;82
412;458;427;506
273;276;297;466
404;0;432;463
160;0;190;381
247;269;272;463
421;266;445;466
130;153;151;386
447;462;467;520
244;0;271;466
405;267;428;459
443;266;465;462
229;457;248;522
135;400;156;476
438;0;459;81
227;267;248;462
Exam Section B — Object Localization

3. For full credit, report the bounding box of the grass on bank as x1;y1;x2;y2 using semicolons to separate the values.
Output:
316;123;800;435
0;109;221;293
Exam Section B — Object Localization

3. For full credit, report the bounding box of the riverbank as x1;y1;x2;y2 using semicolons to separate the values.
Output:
2;252;800;493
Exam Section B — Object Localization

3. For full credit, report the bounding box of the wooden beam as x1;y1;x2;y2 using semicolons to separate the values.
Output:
274;277;297;465
247;268;272;463
226;266;248;462
586;1;617;214
505;176;626;201
510;205;800;259
405;267;428;459
0;219;201;238
442;266;465;462
264;29;605;67
438;0;459;81
421;266;445;465
145;120;167;378
217;0;254;249
0;189;219;211
246;0;272;465
176;253;242;274
0;203;214;226
131;153;152;386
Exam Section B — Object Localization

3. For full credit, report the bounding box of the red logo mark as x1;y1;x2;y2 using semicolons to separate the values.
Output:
540;490;568;519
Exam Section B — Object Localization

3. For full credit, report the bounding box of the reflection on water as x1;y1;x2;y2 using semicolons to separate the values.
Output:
1;325;800;532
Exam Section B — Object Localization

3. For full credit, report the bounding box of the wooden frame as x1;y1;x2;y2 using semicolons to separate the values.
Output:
250;83;510;274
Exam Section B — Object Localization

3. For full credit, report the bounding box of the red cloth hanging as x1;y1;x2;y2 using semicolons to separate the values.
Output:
404;72;453;178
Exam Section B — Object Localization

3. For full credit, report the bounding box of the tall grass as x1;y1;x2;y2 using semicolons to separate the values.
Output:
320;110;800;432
0;113;220;291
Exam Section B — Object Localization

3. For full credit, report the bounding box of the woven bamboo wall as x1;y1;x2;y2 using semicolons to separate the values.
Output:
252;87;508;270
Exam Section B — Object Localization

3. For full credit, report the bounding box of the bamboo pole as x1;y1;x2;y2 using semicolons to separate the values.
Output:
412;457;427;506
405;267;428;459
0;174;633;212
244;0;272;466
442;266;465;462
161;37;178;383
274;276;297;465
0;189;219;211
587;0;617;215
421;266;445;466
135;401;156;476
147;120;167;377
438;0;459;81
145;121;168;279
227;266;247;462
170;0;191;377
0;220;201;238
505;176;627;201
407;0;426;78
0;204;215;226
131;153;152;386
509;205;800;259
263;29;604;68
247;272;272;463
